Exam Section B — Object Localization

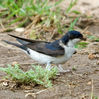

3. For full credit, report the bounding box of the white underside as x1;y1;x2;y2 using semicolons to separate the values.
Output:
23;39;80;66
26;46;75;64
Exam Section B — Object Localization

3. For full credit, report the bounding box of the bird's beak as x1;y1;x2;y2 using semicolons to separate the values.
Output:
81;37;86;41
74;50;77;54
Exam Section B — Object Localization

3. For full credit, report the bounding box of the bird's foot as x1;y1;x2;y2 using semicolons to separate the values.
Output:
57;65;71;73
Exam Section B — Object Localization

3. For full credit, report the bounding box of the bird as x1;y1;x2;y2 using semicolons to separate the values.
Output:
3;30;86;72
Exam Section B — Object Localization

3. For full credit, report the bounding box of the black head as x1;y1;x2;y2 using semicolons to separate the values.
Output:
60;30;86;46
67;30;84;40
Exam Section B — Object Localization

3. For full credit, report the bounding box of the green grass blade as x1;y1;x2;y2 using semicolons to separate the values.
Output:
66;0;78;14
69;16;79;31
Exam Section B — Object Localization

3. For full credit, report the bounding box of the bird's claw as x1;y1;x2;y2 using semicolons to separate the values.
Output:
57;65;71;73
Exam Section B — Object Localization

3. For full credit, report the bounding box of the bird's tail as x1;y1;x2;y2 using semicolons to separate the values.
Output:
3;40;27;51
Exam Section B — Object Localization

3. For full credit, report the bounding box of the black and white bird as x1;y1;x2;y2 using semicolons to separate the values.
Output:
3;30;86;72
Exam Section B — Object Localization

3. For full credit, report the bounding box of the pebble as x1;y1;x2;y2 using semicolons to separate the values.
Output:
15;28;25;32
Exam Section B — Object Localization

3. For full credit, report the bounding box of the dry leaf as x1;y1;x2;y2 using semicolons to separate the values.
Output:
88;53;96;59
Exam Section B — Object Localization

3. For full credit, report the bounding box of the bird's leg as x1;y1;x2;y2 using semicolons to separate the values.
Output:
57;64;71;73
46;62;51;70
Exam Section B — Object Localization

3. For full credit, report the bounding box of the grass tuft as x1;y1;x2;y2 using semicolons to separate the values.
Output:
75;42;89;49
0;0;62;26
69;16;79;30
66;0;78;14
87;35;99;42
0;64;58;87
0;0;81;36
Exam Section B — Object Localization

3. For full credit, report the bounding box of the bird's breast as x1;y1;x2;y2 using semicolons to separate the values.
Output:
64;47;76;58
25;47;75;64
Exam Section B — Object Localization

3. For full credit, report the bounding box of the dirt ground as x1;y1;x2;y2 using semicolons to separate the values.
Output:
0;0;99;99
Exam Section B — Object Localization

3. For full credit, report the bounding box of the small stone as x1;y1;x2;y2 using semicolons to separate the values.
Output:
15;28;25;32
87;81;91;85
2;82;9;87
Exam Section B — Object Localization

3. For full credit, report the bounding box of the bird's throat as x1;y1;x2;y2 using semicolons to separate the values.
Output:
67;40;75;47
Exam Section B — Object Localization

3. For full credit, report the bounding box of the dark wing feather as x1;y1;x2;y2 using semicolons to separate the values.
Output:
8;34;49;44
26;42;64;57
8;34;64;57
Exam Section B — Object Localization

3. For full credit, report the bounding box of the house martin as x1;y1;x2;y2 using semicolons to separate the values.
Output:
3;30;86;72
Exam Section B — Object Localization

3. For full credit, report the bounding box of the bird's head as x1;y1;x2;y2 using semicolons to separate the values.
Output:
61;30;86;47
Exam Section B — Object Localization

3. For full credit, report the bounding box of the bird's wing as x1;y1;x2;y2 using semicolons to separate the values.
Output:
26;42;64;57
8;34;64;57
8;34;49;45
